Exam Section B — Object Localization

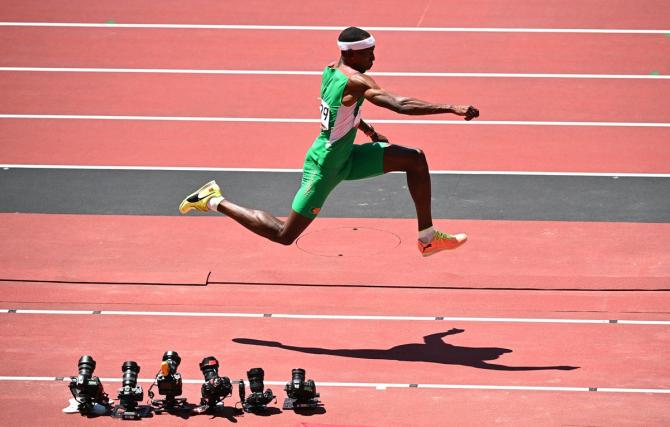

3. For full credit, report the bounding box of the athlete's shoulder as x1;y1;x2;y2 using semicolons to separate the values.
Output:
348;71;377;90
331;63;370;82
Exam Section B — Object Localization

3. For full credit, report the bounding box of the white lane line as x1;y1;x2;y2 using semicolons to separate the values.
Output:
15;309;93;315
272;314;615;323
1;376;668;394
618;320;670;325
271;314;437;321
0;22;668;34
1;67;667;79
2;114;669;127
3;308;669;325
0;376;60;382
417;384;589;392
0;114;312;123
2;164;669;178
596;387;670;393
102;310;264;318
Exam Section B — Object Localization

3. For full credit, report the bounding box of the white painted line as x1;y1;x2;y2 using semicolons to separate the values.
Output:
15;309;93;315
297;382;410;388
1;67;667;80
0;164;303;173
618;320;670;325
3;308;669;325
272;314;436;321
438;317;611;324
1;22;668;34
0;376;62;382
0;67;323;76
596;387;670;394
2;114;669;128
0;114;316;123
101;310;264;318
2;164;669;178
417;384;589;392
1;376;668;394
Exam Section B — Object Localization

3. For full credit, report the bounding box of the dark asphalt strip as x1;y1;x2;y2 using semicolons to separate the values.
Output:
0;169;668;222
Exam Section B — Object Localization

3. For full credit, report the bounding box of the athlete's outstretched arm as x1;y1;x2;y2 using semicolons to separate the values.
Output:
352;74;479;120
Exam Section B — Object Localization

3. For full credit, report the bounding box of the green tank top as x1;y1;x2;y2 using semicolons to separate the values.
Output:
317;66;365;147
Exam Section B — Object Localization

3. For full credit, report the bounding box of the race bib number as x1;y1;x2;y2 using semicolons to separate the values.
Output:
319;99;331;130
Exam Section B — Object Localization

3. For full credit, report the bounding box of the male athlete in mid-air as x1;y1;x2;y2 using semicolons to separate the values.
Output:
180;27;479;256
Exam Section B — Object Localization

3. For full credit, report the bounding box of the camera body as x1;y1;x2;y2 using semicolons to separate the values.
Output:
198;356;233;409
156;371;182;401
114;361;147;419
156;351;183;403
240;368;275;412
283;368;320;410
68;355;110;414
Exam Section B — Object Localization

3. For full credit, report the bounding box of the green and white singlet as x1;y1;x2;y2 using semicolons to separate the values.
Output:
291;65;388;219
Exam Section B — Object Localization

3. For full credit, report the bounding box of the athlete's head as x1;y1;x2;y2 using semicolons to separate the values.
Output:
338;27;375;73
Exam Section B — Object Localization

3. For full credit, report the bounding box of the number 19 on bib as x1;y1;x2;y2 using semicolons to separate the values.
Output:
319;99;330;131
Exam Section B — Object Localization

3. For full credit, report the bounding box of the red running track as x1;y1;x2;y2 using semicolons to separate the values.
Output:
2;2;669;425
3;119;669;173
0;314;667;387
2;28;668;74
2;0;669;29
2;73;669;123
1;214;668;290
3;281;670;321
0;301;668;425
2;381;669;426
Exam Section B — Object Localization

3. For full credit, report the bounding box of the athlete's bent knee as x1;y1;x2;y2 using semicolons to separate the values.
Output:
275;230;298;246
411;148;428;171
276;236;296;246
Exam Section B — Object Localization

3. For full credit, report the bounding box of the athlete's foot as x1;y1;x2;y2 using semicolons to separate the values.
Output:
417;230;467;256
179;180;222;213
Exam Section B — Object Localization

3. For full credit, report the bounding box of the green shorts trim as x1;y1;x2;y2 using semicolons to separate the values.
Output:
291;141;389;219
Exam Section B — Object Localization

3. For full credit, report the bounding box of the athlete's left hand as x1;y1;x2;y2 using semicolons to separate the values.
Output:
371;132;389;143
453;105;480;121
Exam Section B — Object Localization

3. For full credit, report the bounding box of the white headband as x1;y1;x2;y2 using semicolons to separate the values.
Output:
337;35;376;51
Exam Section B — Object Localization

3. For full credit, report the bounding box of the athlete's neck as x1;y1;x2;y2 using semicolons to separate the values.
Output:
334;60;361;76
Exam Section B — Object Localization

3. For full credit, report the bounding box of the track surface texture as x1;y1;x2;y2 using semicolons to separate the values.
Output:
0;1;669;426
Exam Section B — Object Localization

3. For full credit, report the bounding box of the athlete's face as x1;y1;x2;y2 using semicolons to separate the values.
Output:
353;47;375;72
344;47;375;73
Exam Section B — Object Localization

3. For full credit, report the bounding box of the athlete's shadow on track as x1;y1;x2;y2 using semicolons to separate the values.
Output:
233;328;579;371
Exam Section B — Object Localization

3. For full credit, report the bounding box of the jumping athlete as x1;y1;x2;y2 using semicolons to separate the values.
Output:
179;27;480;256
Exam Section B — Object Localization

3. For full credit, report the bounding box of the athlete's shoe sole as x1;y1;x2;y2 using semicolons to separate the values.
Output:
418;231;467;257
179;180;222;214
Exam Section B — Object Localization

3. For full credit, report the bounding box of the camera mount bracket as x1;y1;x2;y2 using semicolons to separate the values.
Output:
111;404;153;420
282;397;321;410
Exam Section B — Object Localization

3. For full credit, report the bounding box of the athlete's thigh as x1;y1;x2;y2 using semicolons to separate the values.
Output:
345;141;389;181
291;168;343;219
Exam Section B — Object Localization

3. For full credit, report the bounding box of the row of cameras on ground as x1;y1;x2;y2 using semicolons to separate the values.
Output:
66;351;321;419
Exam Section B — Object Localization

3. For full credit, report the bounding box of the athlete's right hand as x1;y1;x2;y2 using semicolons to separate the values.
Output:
372;132;389;143
453;105;480;121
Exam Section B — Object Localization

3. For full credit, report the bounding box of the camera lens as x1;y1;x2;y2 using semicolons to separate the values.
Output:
162;351;181;374
121;361;140;388
247;368;265;393
77;355;96;380
291;368;306;387
199;356;219;382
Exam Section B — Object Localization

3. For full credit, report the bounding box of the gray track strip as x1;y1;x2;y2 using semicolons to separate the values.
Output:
0;169;668;222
